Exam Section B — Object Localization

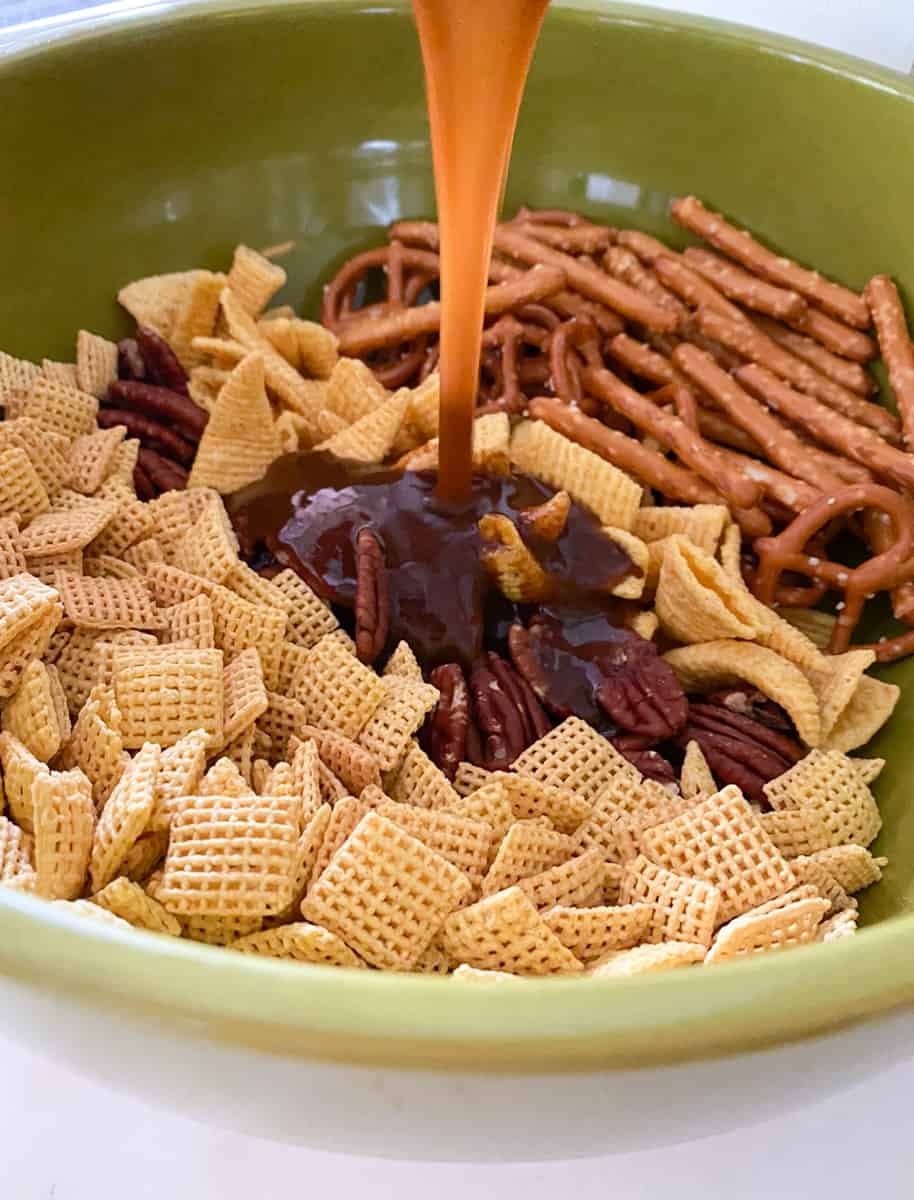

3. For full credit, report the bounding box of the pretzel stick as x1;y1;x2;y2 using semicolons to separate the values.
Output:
682;247;807;322
734;363;914;491
709;446;823;513
695;306;901;442
614;230;670;264
694;408;763;455
603;247;688;324
606;332;688;389
864;275;914;449
653;256;747;322
526;396;769;536
670;196;871;329
492;227;679;331
389;220;441;250
491;257;623;335
513;207;590;227
671;344;846;494
753;316;877;395
579;364;762;508
786;306;877;363
335;266;566;355
513;221;611;255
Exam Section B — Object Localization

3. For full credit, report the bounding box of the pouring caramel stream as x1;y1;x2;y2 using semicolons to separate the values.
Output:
411;0;550;501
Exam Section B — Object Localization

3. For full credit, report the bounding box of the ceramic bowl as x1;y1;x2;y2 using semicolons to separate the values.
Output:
2;0;914;1162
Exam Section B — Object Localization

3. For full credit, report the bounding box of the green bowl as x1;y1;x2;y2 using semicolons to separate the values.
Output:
3;0;914;1160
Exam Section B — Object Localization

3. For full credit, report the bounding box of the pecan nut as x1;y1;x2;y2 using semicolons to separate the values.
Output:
425;663;470;780
611;737;678;786
469;656;530;771
135;325;191;396
676;700;805;802
706;687;795;734
508;622;573;719
354;528;389;665
596;637;688;739
485;650;552;745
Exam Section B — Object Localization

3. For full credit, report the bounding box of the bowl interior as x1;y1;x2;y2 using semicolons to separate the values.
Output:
2;0;914;1057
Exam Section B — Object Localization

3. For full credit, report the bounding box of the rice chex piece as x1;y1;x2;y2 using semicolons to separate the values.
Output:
357;676;439;771
302;811;472;969
33;768;95;900
589;941;706;978
510;419;641;529
54;569;163;631
160;792;299;917
444;780;515;847
146;562;213;607
0;607;62;702
2;660;65;761
221;648;268;746
0;574;60;655
383;640;423;682
119;830;169;882
451;964;521;983
272;641;309;696
680;739;717;799
274;802;332;920
542;902;653;961
495;772;592;834
258;692;307;761
639;786;797;923
23;377;98;440
620;854;721;947
481;821;575;897
296;726;380;796
67;427;125;496
818;908;859;942
515;847;606;909
441;885;582;976
759;806;832;858
76;330;119;398
58;691;126;809
91;876;181;936
763;750;882;848
89;742;160;892
54;898;131;928
113;646;224;749
0;731;49;831
705;895;830;964
786;856;852;915
453;761;494;797
295;633;384;739
163;594;215;649
199;758;254;798
388;740;459;810
182;913;263;945
231;920;364;967
0;350;40;403
0;448;49;524
269;569;339;648
18;502;116;558
175;499;240;584
210;583;286;690
0;815;33;882
0;518;25;580
805;844;888;894
511;717;636;802
413;938;452;975
376;799;493;893
307;797;374;890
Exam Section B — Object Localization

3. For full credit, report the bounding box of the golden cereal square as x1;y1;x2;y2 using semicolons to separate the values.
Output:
620;854;721;947
441;885;582;976
302;811;472;970
159;792;299;918
89;742;160;892
542;902;653;961
113;646;224;748
515;847;606;910
511;717;635;802
230;921;364;967
33;768;95;900
295;633;384;739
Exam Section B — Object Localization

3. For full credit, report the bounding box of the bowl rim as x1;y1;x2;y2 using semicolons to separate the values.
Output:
3;0;914;1073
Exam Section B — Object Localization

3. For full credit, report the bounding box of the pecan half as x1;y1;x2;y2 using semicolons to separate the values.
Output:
507;622;573;719
97;408;196;466
118;337;147;382
135;325;190;396
469;657;529;770
137;448;188;494
612;740;678;786
107;380;208;442
354;528;389;665
706;687;795;734
486;650;552;744
596;637;688;739
676;700;805;803
426;663;470;780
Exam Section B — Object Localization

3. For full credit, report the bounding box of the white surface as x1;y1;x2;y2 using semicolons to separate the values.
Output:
2;1;914;1195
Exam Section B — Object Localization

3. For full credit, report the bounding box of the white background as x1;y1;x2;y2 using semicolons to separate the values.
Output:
2;2;914;1196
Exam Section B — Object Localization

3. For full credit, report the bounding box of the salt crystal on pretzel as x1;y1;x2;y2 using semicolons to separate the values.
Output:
696;307;900;443
664;640;822;748
652;254;746;323
671;196;870;328
603;246;688;324
32;768;95;900
303;811;472;970
655;535;768;645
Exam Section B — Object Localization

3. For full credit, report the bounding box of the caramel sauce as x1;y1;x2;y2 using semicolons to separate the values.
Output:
228;455;636;671
411;0;550;500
